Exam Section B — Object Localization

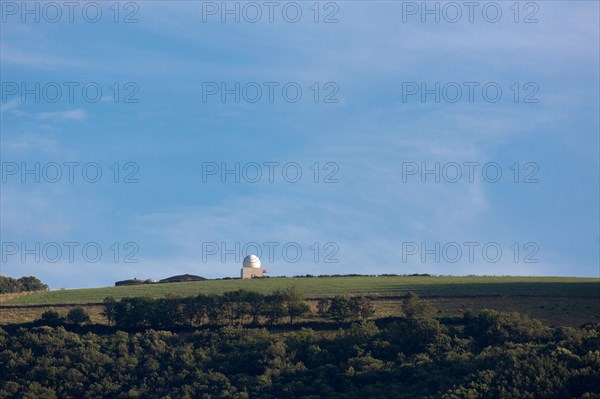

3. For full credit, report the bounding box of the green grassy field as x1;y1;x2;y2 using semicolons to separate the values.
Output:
2;276;598;306
1;276;599;327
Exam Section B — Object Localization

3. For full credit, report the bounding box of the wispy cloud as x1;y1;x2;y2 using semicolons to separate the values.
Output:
0;45;88;70
11;108;87;121
36;109;87;121
0;99;22;114
0;132;61;154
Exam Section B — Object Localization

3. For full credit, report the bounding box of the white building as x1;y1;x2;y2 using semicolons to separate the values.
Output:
241;254;267;279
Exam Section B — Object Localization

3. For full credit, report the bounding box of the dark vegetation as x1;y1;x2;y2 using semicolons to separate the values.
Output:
0;275;48;294
100;288;374;329
1;289;599;398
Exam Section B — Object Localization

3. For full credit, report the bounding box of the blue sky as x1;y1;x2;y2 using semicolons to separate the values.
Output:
1;1;599;288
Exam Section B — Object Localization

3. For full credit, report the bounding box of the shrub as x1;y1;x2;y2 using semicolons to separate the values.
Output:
465;309;550;346
67;307;91;325
39;310;64;326
402;291;436;318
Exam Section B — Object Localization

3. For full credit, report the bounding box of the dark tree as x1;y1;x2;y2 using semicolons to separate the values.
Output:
263;290;287;325
39;310;64;326
283;287;310;324
0;275;48;294
349;296;375;320
102;297;117;325
328;295;354;321
17;276;49;292
0;276;21;294
67;307;91;325
402;291;435;318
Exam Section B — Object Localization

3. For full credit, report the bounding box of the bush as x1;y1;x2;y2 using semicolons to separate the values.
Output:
382;317;449;357
465;309;550;346
316;295;374;322
0;276;21;294
67;307;91;325
17;276;49;292
39;310;64;326
402;291;436;318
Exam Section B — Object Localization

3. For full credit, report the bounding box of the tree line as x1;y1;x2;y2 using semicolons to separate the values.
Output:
99;288;376;329
37;290;438;330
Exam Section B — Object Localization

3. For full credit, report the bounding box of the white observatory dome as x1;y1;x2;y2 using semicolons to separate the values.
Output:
243;254;261;269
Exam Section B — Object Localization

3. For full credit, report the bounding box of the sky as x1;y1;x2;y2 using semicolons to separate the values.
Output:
0;0;599;289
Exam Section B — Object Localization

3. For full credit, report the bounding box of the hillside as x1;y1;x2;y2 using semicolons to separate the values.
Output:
1;276;598;306
1;276;598;327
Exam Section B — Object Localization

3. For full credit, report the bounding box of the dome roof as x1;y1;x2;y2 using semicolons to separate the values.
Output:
243;254;261;268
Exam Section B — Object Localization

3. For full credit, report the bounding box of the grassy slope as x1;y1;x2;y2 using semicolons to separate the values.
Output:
2;276;598;306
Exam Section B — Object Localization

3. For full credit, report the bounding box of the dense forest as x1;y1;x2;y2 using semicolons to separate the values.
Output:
1;290;599;398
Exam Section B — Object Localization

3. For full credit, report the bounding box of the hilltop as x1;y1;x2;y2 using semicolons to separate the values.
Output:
1;275;598;327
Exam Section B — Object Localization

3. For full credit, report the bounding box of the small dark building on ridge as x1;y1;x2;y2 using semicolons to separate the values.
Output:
159;274;206;283
115;278;147;287
115;274;206;286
